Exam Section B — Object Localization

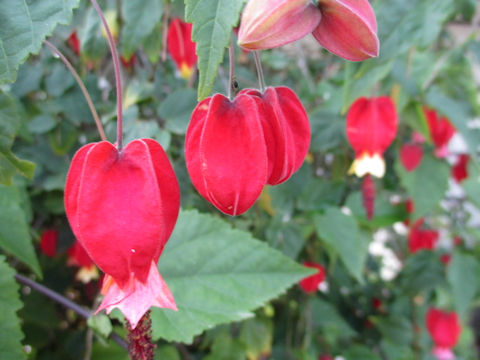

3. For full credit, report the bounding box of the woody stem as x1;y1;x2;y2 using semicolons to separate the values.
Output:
90;0;124;151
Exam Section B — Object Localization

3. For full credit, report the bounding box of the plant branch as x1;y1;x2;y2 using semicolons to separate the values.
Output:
253;51;266;92
14;274;128;351
228;37;236;100
44;40;106;142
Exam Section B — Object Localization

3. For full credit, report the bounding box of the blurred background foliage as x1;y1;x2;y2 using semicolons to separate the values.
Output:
1;0;480;359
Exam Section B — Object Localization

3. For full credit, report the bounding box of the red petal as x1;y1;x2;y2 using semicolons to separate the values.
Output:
167;18;197;74
426;308;461;348
312;0;379;61
400;143;423;172
39;229;58;258
299;262;326;293
451;154;469;183
424;107;455;154
408;220;439;254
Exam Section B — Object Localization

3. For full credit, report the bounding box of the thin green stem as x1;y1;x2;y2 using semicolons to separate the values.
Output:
228;37;235;100
90;0;124;150
44;40;106;141
253;51;266;92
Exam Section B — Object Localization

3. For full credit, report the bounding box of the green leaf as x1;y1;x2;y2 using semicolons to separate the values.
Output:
308;110;346;152
150;210;313;344
314;207;368;282
121;0;163;59
342;345;381;360
400;251;444;295
447;252;480;317
158;88;198;135
185;0;246;100
311;298;356;339
239;317;273;360
0;0;80;84
87;314;113;338
0;256;26;360
0;184;41;276
372;316;413;346
395;154;449;221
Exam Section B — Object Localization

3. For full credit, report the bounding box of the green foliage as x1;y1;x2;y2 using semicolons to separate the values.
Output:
152;210;313;343
0;256;26;360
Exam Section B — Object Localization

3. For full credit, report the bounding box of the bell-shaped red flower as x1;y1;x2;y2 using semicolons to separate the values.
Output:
64;139;180;328
67;240;99;283
167;18;197;79
67;31;80;55
40;229;58;258
299;262;326;293
185;94;268;216
408;219;439;254
400;143;423;172
239;87;310;185
426;308;461;359
346;96;398;178
451;154;469;183
238;0;379;61
424;107;455;158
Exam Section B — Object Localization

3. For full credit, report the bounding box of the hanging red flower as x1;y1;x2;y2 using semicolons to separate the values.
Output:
64;139;180;328
400;143;423;172
408;219;439;254
67;31;80;55
423;107;455;158
167;18;197;79
299;262;326;294
238;0;379;61
39;229;58;258
426;307;461;360
67;240;99;283
451;154;469;183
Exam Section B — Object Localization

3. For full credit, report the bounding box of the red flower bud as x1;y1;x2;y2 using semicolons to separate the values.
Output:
167;18;197;79
40;229;58;258
346;96;398;178
426;308;461;350
408;219;438;254
67;31;80;55
64;139;180;327
423;107;455;158
400;143;423;172
240;87;310;185
185;94;268;215
451;154;469;183
299;262;326;294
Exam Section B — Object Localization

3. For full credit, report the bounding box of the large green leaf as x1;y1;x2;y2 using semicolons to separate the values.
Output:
0;184;40;276
151;210;313;343
185;0;246;100
447;252;480;317
0;256;26;360
121;0;163;58
0;92;35;184
0;0;80;84
314;207;368;283
395;154;449;221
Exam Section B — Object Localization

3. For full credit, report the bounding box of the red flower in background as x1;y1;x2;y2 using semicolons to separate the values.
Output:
408;219;439;254
120;55;136;69
426;308;461;360
400;143;423;172
67;241;99;283
451;154;469;183
64;139;180;328
299;262;326;293
67;31;80;55
346;96;398;178
39;229;58;258
319;356;333;360
424;107;455;158
167;18;197;79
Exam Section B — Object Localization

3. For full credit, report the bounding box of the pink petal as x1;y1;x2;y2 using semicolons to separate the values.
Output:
400;143;423;172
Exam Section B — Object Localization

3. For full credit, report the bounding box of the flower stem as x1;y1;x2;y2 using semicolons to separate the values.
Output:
44;40;106;142
253;51;266;92
228;37;236;100
90;0;124;151
126;311;155;360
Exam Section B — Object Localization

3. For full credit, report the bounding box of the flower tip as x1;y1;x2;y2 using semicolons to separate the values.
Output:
349;153;385;178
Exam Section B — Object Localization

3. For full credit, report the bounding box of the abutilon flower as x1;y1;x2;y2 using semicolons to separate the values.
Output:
185;88;310;216
67;31;80;55
400;143;423;172
40;229;58;258
238;0;379;61
426;308;461;360
346;96;398;178
120;55;136;69
408;219;439;254
67;240;99;283
424;107;455;158
299;262;326;293
64;139;180;328
451;154;469;183
167;18;197;79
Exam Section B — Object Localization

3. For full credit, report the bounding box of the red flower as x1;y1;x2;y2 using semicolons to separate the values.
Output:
67;31;80;55
440;254;451;266
426;308;461;357
451;154;469;183
238;0;379;61
67;241;99;283
120;55;136;69
319;356;333;360
400;143;423;172
346;96;398;178
299;262;326;293
403;198;415;226
408;219;439;254
39;229;58;258
64;139;180;328
167;18;197;79
372;297;383;310
424;107;455;158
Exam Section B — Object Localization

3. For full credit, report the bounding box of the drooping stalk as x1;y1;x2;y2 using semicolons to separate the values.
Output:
90;0;124;150
228;37;236;100
44;40;106;141
253;51;266;92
